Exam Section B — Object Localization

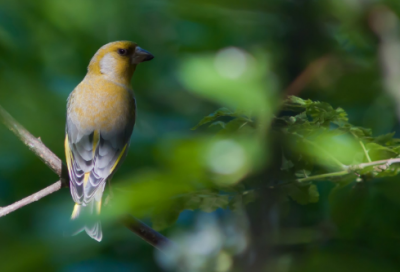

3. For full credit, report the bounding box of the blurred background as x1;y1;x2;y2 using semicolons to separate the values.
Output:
2;0;400;271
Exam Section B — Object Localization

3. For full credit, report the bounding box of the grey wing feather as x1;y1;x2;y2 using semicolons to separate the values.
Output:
83;129;131;203
66;117;134;206
66;118;94;204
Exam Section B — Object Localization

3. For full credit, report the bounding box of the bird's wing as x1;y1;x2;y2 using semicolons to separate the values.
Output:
65;116;134;206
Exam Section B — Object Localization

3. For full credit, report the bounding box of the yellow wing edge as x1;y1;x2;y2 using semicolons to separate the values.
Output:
110;144;128;174
64;134;72;173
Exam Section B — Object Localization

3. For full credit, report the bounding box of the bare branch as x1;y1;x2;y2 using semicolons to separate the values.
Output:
122;215;171;252
0;105;66;180
284;54;333;97
0;181;62;217
0;104;171;250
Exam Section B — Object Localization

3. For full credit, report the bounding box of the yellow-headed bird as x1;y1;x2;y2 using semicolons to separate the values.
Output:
65;41;153;241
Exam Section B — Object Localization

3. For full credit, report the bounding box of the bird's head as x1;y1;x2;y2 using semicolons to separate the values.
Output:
87;41;154;85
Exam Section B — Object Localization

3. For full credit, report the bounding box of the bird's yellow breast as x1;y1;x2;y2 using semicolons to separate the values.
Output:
67;75;135;133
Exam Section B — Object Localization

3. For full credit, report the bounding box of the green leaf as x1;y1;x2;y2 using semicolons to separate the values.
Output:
183;191;230;212
242;190;256;206
218;117;253;135
282;96;311;112
284;183;319;205
192;107;235;130
287;96;308;105
198;194;229;212
183;194;203;211
228;194;242;211
306;103;348;126
209;121;226;129
308;184;319;203
372;132;396;145
347;126;372;138
366;142;398;160
294;170;312;178
151;200;183;231
151;191;231;230
281;154;294;172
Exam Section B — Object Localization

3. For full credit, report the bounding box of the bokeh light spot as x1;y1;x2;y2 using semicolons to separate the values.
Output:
214;47;248;79
208;140;246;175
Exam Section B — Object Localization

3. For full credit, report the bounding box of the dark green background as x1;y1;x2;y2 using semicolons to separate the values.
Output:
1;0;400;271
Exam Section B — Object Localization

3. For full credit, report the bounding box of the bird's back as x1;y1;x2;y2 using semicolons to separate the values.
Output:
67;75;136;135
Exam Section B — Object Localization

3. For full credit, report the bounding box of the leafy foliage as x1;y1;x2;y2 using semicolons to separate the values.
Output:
186;96;400;210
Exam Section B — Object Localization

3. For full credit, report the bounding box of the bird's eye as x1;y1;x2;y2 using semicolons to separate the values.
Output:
118;49;128;56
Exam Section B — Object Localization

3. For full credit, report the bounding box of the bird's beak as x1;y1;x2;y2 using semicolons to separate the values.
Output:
132;46;154;64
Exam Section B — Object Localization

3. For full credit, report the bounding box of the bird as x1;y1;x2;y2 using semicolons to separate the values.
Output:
64;41;154;241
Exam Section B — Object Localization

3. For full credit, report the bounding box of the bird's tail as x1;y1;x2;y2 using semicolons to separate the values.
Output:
70;198;103;242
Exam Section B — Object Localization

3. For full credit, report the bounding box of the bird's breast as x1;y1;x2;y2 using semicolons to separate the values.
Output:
68;76;135;134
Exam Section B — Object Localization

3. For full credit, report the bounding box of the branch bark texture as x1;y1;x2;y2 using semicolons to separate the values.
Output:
0;105;65;178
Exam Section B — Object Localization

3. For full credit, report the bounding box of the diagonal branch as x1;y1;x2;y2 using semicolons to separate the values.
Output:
0;105;66;180
0;180;63;217
122;215;170;252
0;104;170;250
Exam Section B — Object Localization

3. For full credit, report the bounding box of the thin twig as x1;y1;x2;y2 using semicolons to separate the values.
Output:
355;158;400;169
0;105;65;179
297;170;351;183
284;54;333;97
0;181;62;217
0;104;171;250
296;157;400;183
351;132;372;163
359;140;372;162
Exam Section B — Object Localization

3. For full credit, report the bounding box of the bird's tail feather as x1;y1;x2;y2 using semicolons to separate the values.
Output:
70;199;103;242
